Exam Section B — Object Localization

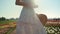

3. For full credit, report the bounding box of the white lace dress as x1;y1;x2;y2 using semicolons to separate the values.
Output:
16;0;47;34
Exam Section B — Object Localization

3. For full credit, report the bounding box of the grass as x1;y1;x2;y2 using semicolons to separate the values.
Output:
0;26;5;29
0;20;16;29
5;27;16;34
0;20;16;24
0;20;16;34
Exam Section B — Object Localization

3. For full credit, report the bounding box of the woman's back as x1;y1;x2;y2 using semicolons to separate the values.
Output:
16;0;47;34
23;0;33;4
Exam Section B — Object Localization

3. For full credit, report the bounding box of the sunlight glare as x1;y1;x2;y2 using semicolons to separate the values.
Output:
34;0;39;5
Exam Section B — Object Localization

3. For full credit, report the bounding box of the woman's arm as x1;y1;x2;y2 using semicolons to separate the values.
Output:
15;0;27;6
15;0;38;8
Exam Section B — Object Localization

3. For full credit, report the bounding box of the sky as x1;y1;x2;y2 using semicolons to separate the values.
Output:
0;0;60;19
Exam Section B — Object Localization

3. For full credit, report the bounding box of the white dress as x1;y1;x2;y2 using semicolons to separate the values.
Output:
16;0;47;34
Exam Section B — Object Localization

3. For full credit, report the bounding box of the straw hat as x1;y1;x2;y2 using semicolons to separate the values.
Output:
37;14;47;25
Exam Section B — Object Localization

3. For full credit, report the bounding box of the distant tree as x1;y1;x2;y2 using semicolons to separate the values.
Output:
0;17;6;21
16;18;19;20
57;18;60;20
10;18;15;20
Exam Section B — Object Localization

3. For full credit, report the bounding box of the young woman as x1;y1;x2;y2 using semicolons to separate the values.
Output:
16;0;47;34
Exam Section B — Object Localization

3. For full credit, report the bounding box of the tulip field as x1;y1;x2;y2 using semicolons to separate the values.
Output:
45;26;60;34
0;20;60;34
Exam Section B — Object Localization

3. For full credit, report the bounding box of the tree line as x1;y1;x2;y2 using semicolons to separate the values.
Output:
0;17;18;21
